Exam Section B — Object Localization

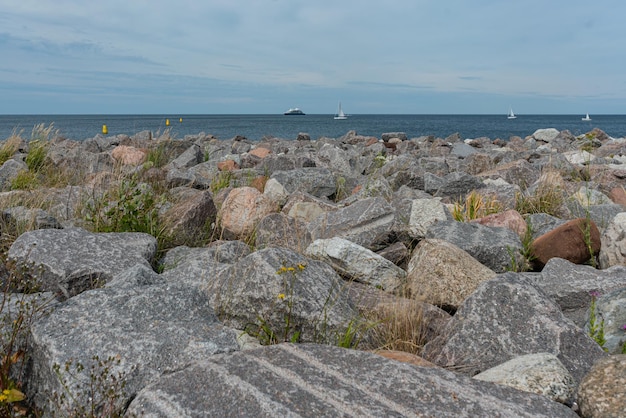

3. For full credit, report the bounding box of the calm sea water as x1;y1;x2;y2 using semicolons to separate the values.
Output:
1;114;625;142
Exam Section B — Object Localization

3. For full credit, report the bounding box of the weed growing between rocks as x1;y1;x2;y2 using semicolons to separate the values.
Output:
507;222;536;272
452;190;502;222
515;184;565;217
83;173;163;238
364;299;427;355
242;263;371;349
587;291;607;351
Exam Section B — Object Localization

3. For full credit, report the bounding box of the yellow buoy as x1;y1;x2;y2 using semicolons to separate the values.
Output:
166;119;170;126
102;124;108;134
179;117;183;123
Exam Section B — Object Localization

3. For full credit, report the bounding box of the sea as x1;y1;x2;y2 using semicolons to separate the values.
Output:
1;114;626;142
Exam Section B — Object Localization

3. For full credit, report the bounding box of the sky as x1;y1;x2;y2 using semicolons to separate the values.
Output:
1;1;625;115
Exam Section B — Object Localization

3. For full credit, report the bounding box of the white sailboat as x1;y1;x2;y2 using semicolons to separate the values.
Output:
582;113;591;121
334;102;348;120
507;107;516;119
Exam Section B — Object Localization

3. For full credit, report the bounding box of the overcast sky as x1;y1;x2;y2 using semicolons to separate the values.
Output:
1;1;625;115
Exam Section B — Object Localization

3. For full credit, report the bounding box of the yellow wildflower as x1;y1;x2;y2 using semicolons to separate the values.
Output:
286;267;295;272
277;293;286;300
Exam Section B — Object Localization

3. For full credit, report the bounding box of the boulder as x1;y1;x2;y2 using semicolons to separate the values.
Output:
26;279;239;415
160;189;217;246
305;237;406;293
609;186;626;206
254;212;312;252
160;241;251;288
583;287;626;354
577;355;626;418
532;257;626;327
433;172;485;200
270;167;336;199
7;228;156;299
110;145;146;166
127;344;578;417
406;198;449;240
206;247;358;344
473;352;577;405
168;144;202;169
533;128;560;142
406;238;496;309
218;186;278;240
599;211;626;269
531;218;601;269
426;220;524;273
308;197;395;251
422;273;607;385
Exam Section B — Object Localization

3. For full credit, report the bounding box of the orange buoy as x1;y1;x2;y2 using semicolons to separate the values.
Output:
166;119;170;126
102;124;108;134
179;117;183;123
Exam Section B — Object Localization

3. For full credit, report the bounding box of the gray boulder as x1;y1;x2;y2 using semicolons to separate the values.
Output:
206;247;358;344
305;237;406;293
270;167;336;198
168;143;202;169
473;352;577;406
308;197;394;251
7;228;157;299
26;280;239;415
426;220;523;273
160;241;251;288
0;159;27;191
422;273;607;385
254;212;312;253
433;171;485;200
127;343;577;417
531;257;626;327
584;287;626;354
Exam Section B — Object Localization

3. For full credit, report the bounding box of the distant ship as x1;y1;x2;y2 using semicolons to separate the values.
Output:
334;102;348;120
284;108;305;115
507;107;517;119
582;113;591;121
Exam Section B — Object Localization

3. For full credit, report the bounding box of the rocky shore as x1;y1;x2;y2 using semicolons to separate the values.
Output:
1;126;626;416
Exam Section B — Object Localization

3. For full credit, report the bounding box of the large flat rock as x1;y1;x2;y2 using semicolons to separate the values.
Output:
128;343;577;417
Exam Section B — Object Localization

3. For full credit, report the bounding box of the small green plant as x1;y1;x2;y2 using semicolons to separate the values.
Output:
506;223;536;272
374;152;387;169
84;174;163;238
245;263;307;345
10;169;39;191
621;324;626;354
588;291;607;351
514;184;565;216
25;139;49;173
145;141;170;169
51;355;133;417
209;171;233;194
0;135;22;166
452;190;502;221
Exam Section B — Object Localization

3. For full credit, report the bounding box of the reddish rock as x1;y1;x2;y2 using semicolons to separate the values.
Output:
249;147;271;159
609;187;626;206
471;210;527;237
217;160;239;171
365;137;379;147
111;145;147;166
249;176;268;193
531;218;601;269
218;186;278;239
